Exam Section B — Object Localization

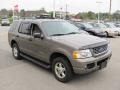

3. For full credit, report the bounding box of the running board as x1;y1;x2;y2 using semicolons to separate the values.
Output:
20;53;50;69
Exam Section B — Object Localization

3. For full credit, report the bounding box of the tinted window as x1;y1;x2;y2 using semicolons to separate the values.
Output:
31;24;41;35
75;23;84;29
9;21;19;32
82;23;93;29
19;22;31;34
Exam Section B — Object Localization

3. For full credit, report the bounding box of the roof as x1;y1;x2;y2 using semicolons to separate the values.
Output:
18;19;65;23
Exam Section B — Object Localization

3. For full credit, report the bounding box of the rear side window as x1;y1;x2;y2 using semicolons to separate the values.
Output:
19;22;31;35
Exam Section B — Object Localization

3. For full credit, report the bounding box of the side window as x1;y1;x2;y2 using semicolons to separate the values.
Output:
19;22;31;35
9;21;19;32
31;24;41;35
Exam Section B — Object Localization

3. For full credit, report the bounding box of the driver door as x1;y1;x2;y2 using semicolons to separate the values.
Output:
28;23;50;62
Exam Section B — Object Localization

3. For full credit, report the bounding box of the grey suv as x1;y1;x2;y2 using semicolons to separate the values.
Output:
8;19;112;82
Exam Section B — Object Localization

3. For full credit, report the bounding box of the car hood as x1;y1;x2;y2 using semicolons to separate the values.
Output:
51;34;108;49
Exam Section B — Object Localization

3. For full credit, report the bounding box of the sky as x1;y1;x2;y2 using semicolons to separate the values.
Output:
0;0;120;13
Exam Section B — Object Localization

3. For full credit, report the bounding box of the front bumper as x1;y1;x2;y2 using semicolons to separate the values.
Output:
96;32;107;37
108;31;118;37
72;50;112;74
1;23;10;26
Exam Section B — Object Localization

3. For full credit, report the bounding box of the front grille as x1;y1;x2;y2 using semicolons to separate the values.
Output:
87;63;95;69
92;44;108;56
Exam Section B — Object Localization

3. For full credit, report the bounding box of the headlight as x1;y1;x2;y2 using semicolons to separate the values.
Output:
73;49;92;59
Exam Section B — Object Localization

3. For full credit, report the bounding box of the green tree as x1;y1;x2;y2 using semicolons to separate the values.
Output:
87;11;96;19
20;9;25;17
8;10;13;18
112;10;120;20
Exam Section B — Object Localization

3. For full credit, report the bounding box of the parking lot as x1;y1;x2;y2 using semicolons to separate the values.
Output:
0;26;120;90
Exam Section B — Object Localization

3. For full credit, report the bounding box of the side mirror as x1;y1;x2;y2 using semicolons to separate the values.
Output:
33;33;44;39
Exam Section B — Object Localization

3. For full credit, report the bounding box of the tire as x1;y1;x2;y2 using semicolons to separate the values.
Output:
105;32;109;37
52;57;73;82
12;43;22;60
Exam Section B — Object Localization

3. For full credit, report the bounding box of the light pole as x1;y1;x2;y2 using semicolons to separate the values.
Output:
53;0;56;18
96;2;103;23
109;0;112;21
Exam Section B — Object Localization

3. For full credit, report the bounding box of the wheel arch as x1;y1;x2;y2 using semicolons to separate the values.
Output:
11;40;17;47
49;52;73;68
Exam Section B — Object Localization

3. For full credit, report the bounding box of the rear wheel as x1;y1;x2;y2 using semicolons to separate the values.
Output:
12;43;22;60
52;57;73;82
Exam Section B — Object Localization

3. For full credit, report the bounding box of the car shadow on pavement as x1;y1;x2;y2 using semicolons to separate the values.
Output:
20;57;107;84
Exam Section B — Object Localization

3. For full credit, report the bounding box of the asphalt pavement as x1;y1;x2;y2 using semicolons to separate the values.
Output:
0;26;120;90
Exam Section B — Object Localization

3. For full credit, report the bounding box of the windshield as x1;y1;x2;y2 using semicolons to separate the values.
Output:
2;19;9;22
83;23;93;29
89;23;98;28
42;21;80;36
97;23;107;28
105;23;116;28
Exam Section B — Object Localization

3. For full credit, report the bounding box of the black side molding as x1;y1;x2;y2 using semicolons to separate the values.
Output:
20;53;50;69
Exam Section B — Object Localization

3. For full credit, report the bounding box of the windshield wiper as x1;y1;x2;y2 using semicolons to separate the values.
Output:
51;32;80;36
66;32;79;35
51;34;66;36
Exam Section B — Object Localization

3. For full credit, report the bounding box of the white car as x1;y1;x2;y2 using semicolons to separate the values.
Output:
1;19;10;26
105;23;120;36
91;23;118;37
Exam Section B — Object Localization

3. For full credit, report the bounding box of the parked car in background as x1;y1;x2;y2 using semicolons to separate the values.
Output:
1;19;10;26
104;22;120;36
67;20;89;35
90;23;118;37
8;19;112;82
73;22;107;37
114;23;120;28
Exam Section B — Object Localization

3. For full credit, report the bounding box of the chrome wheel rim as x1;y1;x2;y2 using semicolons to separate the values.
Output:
13;47;18;57
55;62;66;79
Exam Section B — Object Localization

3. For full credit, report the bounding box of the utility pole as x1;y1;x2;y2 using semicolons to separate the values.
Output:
109;0;112;21
53;0;56;18
96;2;103;23
12;8;15;22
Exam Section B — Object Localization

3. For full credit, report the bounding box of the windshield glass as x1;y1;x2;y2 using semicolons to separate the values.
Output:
89;23;98;28
42;21;80;36
105;23;116;28
97;23;107;28
2;19;9;22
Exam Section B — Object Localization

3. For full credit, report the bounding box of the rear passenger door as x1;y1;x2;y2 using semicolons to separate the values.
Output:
18;22;32;54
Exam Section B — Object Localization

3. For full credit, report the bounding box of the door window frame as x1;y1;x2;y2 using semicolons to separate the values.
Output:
18;22;31;35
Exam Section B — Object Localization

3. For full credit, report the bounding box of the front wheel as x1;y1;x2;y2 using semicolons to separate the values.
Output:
52;57;73;82
105;32;109;37
12;43;22;60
